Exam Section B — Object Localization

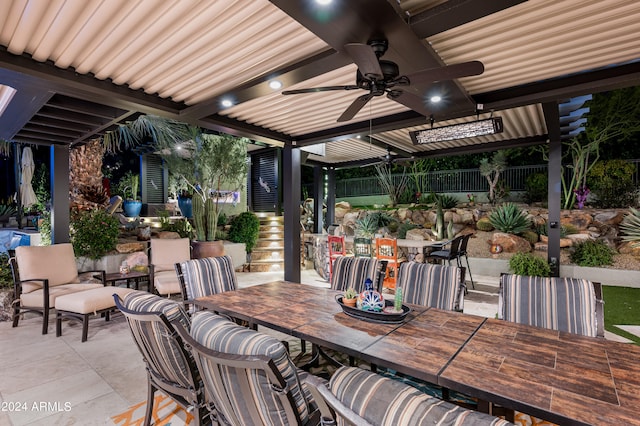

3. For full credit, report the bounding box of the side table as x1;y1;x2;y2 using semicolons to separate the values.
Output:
98;271;151;291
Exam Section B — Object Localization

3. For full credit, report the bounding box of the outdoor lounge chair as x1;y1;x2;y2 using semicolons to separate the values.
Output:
149;237;191;296
114;291;207;426
171;310;336;425
10;243;106;334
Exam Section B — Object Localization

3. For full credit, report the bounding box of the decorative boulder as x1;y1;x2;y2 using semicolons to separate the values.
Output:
405;228;434;241
116;242;146;253
561;212;593;230
491;232;532;253
157;231;181;239
594;211;624;226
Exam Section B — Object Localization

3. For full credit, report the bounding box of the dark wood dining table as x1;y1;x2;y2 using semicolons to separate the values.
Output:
195;281;640;426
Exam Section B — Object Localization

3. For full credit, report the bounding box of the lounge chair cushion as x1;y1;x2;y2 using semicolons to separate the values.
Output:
330;256;382;292
499;275;598;337
20;283;104;308
179;256;237;300
55;286;134;314
16;244;80;293
151;238;191;272
191;311;310;424
397;262;462;311
122;292;192;386
154;270;182;296
330;366;513;426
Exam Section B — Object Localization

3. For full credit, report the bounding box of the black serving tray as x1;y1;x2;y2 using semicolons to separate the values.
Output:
335;294;411;324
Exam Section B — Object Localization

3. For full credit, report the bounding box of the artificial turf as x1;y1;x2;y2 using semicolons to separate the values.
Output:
602;285;640;344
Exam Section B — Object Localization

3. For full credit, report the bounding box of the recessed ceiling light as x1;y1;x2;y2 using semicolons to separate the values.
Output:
221;99;233;108
356;135;361;139
316;0;332;4
269;80;282;90
430;95;442;103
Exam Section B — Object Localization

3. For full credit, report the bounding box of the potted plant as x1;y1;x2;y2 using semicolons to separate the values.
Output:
161;130;248;258
228;212;260;266
122;173;142;217
343;287;358;307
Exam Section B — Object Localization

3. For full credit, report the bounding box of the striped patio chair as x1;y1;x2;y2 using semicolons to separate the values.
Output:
114;291;207;426
176;256;237;311
396;261;466;312
499;274;604;338
330;256;385;293
320;366;513;426
497;274;605;425
172;311;334;425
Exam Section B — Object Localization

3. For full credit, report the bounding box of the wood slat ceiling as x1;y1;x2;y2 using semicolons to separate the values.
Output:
0;0;639;165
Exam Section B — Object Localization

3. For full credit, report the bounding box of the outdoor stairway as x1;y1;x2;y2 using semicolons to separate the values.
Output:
249;214;284;272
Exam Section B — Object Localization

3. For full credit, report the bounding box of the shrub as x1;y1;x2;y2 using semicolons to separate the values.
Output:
521;229;539;244
524;172;548;204
489;203;531;234
397;221;418;239
475;217;494;231
587;159;638;208
509;252;551;277
620;207;640;246
436;194;458;209
570;240;614;267
0;252;13;290
71;209;120;259
368;211;394;229
228;212;260;253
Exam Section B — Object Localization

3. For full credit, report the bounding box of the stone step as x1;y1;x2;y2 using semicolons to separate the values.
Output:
249;259;284;272
251;250;284;261
254;240;284;248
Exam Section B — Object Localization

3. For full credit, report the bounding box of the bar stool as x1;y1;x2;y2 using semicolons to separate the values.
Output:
375;237;398;291
327;235;346;281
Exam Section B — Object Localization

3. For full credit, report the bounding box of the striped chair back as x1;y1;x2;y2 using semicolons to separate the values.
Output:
330;256;384;293
499;274;603;338
177;256;237;303
182;311;312;425
397;262;465;312
328;367;513;426
115;292;205;425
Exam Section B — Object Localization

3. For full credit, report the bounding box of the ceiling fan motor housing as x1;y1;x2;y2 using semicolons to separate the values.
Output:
356;60;400;92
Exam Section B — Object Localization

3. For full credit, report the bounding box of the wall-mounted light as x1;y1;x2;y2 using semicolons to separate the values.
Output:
410;117;503;144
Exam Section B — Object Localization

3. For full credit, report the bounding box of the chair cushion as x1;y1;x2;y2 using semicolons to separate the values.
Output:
16;243;79;292
122;292;193;386
330;366;512;426
331;256;382;292
151;238;191;272
179;256;237;300
154;270;182;296
191;311;310;424
397;262;461;311
55;286;134;314
499;275;598;337
20;283;104;308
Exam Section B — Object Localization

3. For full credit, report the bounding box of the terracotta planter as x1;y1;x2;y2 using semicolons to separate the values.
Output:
191;240;225;259
343;298;357;307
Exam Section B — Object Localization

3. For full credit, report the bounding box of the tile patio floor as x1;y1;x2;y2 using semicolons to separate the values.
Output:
0;270;634;425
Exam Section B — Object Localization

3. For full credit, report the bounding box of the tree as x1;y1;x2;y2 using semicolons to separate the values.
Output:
479;151;507;204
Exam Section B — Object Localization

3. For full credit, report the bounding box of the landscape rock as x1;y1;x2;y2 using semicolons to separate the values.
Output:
116;242;146;253
594;211;624;226
157;231;181;239
561;212;593;230
405;228;434;241
491;232;531;253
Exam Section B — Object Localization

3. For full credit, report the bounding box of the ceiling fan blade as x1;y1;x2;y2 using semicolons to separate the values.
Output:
282;85;359;95
344;43;383;79
337;93;374;122
387;91;431;117
403;60;485;85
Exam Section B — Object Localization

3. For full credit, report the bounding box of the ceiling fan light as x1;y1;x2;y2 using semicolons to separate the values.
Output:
410;117;504;144
269;80;282;90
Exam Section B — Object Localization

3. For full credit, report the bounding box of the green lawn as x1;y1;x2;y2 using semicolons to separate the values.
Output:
603;286;640;344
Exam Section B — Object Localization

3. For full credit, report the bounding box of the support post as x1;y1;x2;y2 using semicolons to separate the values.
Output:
543;102;561;277
51;145;70;244
313;165;324;233
326;167;336;227
282;144;301;282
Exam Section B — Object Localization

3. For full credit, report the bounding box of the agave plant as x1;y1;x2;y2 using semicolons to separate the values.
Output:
355;214;379;238
620;207;640;246
489;203;531;235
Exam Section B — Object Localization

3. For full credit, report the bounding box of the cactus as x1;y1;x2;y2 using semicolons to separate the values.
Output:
205;197;217;241
447;219;455;240
192;195;206;241
394;287;403;312
431;199;445;240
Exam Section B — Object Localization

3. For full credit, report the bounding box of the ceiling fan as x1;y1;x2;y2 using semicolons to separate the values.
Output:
282;39;484;122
